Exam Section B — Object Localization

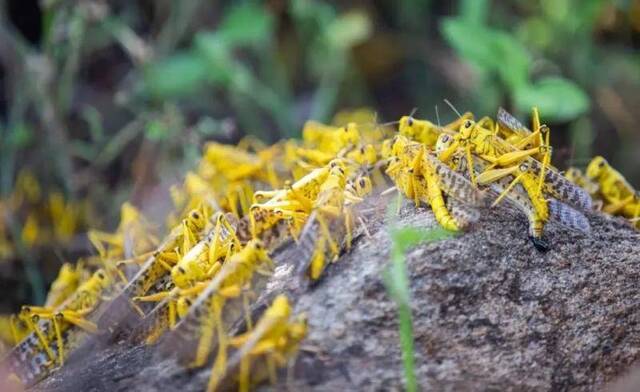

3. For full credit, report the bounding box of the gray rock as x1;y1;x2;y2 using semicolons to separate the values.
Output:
35;200;640;391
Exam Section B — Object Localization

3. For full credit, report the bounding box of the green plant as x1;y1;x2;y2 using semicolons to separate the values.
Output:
382;225;455;392
441;0;590;121
143;1;372;139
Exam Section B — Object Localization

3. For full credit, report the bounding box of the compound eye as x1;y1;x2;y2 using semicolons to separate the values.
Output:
407;117;414;126
96;271;105;280
178;266;186;274
598;160;605;168
359;178;366;188
192;211;200;219
184;298;192;306
519;163;529;171
464;120;473;129
255;242;263;250
442;135;450;142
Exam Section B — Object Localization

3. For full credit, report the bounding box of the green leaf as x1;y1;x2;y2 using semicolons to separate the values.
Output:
193;33;235;85
218;3;274;47
492;33;530;90
441;17;499;71
325;11;373;50
514;77;590;121
459;0;488;25
516;17;553;51
440;17;530;90
383;260;410;305
391;226;455;253
290;0;336;29
143;52;208;98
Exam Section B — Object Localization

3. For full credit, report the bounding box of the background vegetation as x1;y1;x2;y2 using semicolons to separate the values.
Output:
1;0;639;308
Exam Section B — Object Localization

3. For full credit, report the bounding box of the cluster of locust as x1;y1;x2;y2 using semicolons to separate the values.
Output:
1;107;638;391
0;170;93;262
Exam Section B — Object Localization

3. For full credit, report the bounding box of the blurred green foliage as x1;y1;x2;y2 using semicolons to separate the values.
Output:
143;1;372;139
440;0;639;168
0;0;639;253
442;0;591;121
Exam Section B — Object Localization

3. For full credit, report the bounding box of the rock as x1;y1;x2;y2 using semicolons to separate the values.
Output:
35;200;640;391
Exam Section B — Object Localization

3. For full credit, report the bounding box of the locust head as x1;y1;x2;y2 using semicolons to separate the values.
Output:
586;156;607;179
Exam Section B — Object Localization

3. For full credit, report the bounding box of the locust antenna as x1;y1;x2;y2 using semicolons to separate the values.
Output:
379;119;400;127
409;107;418;118
565;157;593;167
435;105;441;127
443;99;462;118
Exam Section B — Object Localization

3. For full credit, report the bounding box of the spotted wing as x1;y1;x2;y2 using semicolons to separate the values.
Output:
425;152;488;207
497;107;531;136
445;198;481;229
529;159;593;211
548;199;591;233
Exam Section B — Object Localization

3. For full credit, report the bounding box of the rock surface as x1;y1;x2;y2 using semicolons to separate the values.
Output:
35;200;640;391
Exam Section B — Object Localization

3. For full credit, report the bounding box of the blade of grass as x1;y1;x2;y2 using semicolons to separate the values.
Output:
383;225;456;392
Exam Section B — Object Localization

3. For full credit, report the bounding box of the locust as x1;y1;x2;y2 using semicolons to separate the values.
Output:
162;240;273;392
385;135;487;232
2;268;117;385
587;156;640;228
437;112;591;214
210;295;307;392
448;150;591;250
3;102;633;391
132;212;241;338
294;167;374;280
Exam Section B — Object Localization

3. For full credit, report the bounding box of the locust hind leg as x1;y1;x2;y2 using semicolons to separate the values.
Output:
52;314;65;366
133;288;175;304
424;163;459;231
445;198;480;230
43;309;99;367
237;356;251;392
527;214;550;253
20;308;55;363
604;195;635;215
190;303;217;369
315;213;339;258
309;236;327;280
206;299;228;392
